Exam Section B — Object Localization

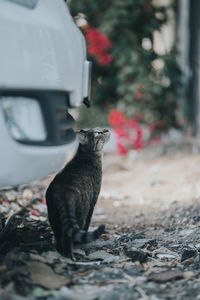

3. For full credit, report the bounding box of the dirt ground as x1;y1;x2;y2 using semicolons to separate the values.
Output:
99;147;200;226
1;139;200;299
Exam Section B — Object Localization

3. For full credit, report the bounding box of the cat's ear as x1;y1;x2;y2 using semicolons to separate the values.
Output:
77;131;88;144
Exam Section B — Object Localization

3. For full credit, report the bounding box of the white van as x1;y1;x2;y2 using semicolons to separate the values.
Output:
0;0;91;187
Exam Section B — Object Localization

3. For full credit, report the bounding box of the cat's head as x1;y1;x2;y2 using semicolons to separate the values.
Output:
77;128;110;152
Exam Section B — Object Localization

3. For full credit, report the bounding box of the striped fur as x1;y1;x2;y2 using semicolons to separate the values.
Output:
56;198;105;244
45;128;110;258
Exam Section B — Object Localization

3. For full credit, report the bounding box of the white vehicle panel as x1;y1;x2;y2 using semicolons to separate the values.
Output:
0;106;79;187
0;0;90;187
0;0;86;106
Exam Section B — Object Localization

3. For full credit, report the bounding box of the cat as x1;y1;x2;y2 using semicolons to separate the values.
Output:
45;128;110;258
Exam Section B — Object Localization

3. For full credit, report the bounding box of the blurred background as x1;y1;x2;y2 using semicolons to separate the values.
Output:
2;3;200;297
68;0;199;155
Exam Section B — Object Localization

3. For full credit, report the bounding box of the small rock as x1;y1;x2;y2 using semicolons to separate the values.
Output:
164;227;176;232
54;262;69;275
193;216;200;223
30;253;46;263
5;191;18;202
153;247;180;260
33;203;47;214
118;232;145;243
113;201;121;207
73;248;86;256
195;243;200;250
70;261;101;266
41;251;62;264
181;248;198;262
183;271;195;279
88;250;114;261
179;229;195;237
22;189;33;200
129;238;157;249
32;287;58;298
156;254;176;260
150;296;162;300
29;215;40;221
103;255;120;264
124;245;148;263
81;237;117;251
135;276;147;285
101;234;110;241
194;255;200;263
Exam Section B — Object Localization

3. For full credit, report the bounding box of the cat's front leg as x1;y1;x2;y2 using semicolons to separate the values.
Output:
84;195;98;231
62;234;75;260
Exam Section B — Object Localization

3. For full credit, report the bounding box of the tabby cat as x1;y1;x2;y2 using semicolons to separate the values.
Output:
45;128;110;258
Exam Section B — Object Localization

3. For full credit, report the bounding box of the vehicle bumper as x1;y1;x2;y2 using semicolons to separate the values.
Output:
0;111;78;187
0;89;79;187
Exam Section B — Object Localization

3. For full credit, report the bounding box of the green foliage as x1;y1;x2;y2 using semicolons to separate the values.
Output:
77;104;109;129
70;0;182;129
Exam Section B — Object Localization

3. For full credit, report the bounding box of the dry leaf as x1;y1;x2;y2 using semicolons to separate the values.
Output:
148;269;184;282
28;261;70;289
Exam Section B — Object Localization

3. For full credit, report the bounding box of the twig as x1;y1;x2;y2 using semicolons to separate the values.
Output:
135;286;149;300
0;197;39;242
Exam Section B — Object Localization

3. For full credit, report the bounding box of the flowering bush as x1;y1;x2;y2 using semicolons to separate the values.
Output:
83;26;112;66
108;109;143;155
108;109;162;155
70;0;182;131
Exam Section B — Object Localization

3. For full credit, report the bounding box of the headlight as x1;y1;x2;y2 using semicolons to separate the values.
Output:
1;97;47;142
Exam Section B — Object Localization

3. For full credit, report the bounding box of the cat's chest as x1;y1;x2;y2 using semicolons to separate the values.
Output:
78;160;102;181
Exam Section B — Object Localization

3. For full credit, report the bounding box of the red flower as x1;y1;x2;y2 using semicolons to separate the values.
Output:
97;33;112;50
117;143;128;155
88;45;103;56
83;26;113;66
97;54;113;66
135;91;143;100
128;119;137;128
108;110;126;127
85;29;112;49
85;29;100;42
134;127;143;149
108;109;143;154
